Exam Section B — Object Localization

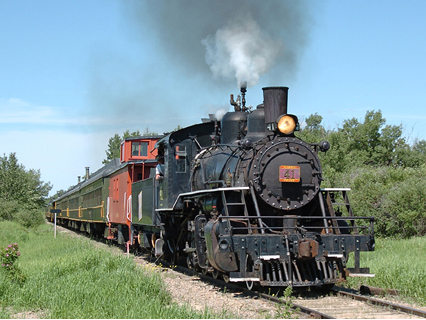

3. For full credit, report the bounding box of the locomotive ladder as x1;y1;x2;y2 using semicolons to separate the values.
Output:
220;189;253;234
320;188;373;277
319;188;359;235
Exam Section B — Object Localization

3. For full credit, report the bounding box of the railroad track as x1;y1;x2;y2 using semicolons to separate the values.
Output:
50;223;426;318
154;259;426;319
293;288;426;319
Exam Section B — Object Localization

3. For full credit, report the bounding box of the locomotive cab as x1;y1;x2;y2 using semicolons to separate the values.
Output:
153;122;217;209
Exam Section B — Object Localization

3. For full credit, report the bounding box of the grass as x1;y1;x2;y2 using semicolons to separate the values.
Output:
346;236;426;305
0;221;220;319
2;220;424;316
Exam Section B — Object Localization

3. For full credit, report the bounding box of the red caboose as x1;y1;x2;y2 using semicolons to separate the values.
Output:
107;136;161;243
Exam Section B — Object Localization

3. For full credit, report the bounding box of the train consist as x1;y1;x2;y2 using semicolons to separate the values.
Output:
47;86;375;289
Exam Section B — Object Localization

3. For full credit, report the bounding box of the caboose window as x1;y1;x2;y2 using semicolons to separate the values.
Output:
175;145;186;173
131;142;149;157
132;142;139;156
121;142;125;161
140;142;148;156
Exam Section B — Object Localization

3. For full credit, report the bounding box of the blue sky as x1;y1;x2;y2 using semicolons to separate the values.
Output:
1;1;426;195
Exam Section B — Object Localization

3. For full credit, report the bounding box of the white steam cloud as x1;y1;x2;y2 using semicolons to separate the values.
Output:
202;13;283;88
215;108;228;121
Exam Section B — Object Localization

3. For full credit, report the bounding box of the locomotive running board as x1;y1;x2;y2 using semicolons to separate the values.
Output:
345;267;375;278
347;273;375;278
260;255;280;260
166;186;250;211
229;271;259;282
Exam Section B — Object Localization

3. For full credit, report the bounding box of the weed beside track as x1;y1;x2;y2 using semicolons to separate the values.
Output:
0;221;218;318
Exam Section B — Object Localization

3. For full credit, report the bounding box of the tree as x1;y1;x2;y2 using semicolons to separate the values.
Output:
47;188;68;204
143;127;159;136
0;153;52;227
404;138;426;167
103;133;122;164
321;110;412;170
296;113;327;143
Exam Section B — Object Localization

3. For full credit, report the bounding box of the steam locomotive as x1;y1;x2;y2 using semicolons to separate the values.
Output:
47;86;375;289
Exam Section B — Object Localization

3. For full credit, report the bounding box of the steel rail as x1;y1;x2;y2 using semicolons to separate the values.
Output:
158;260;335;319
335;289;426;318
259;292;334;319
166;261;426;319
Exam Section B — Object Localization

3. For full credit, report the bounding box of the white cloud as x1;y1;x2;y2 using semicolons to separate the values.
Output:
0;97;189;129
0;98;55;124
0;98;113;126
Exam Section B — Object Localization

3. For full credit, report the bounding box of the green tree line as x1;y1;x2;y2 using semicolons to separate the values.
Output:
0;153;52;228
296;110;426;238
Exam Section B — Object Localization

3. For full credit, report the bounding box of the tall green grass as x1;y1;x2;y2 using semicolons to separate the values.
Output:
0;222;219;318
346;237;426;305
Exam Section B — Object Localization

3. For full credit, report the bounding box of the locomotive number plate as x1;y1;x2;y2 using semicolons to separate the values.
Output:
279;166;300;182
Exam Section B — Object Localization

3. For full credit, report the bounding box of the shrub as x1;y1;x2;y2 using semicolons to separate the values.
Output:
381;177;426;238
322;164;426;238
0;243;26;284
0;200;19;222
0;153;51;229
0;243;20;268
0;200;45;229
14;206;45;229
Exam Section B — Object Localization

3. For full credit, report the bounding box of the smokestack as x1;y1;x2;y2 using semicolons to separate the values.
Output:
78;176;81;184
85;167;90;180
262;87;289;131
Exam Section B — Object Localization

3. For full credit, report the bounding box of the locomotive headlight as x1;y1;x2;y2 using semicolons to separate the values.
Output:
277;114;298;135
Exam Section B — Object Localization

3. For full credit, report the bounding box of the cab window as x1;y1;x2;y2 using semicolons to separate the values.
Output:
175;145;186;173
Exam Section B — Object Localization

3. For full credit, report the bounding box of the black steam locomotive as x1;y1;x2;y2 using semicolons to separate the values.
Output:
154;86;375;288
48;85;374;289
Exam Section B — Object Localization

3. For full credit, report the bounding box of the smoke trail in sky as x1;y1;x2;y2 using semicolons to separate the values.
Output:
87;1;313;133
202;13;283;88
123;0;312;87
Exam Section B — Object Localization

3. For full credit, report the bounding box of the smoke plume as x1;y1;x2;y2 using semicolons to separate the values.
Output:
202;12;283;88
124;0;312;87
88;1;313;134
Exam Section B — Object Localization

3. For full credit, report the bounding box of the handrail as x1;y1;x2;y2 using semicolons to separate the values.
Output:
218;215;374;235
218;215;374;220
64;203;105;219
67;204;104;212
